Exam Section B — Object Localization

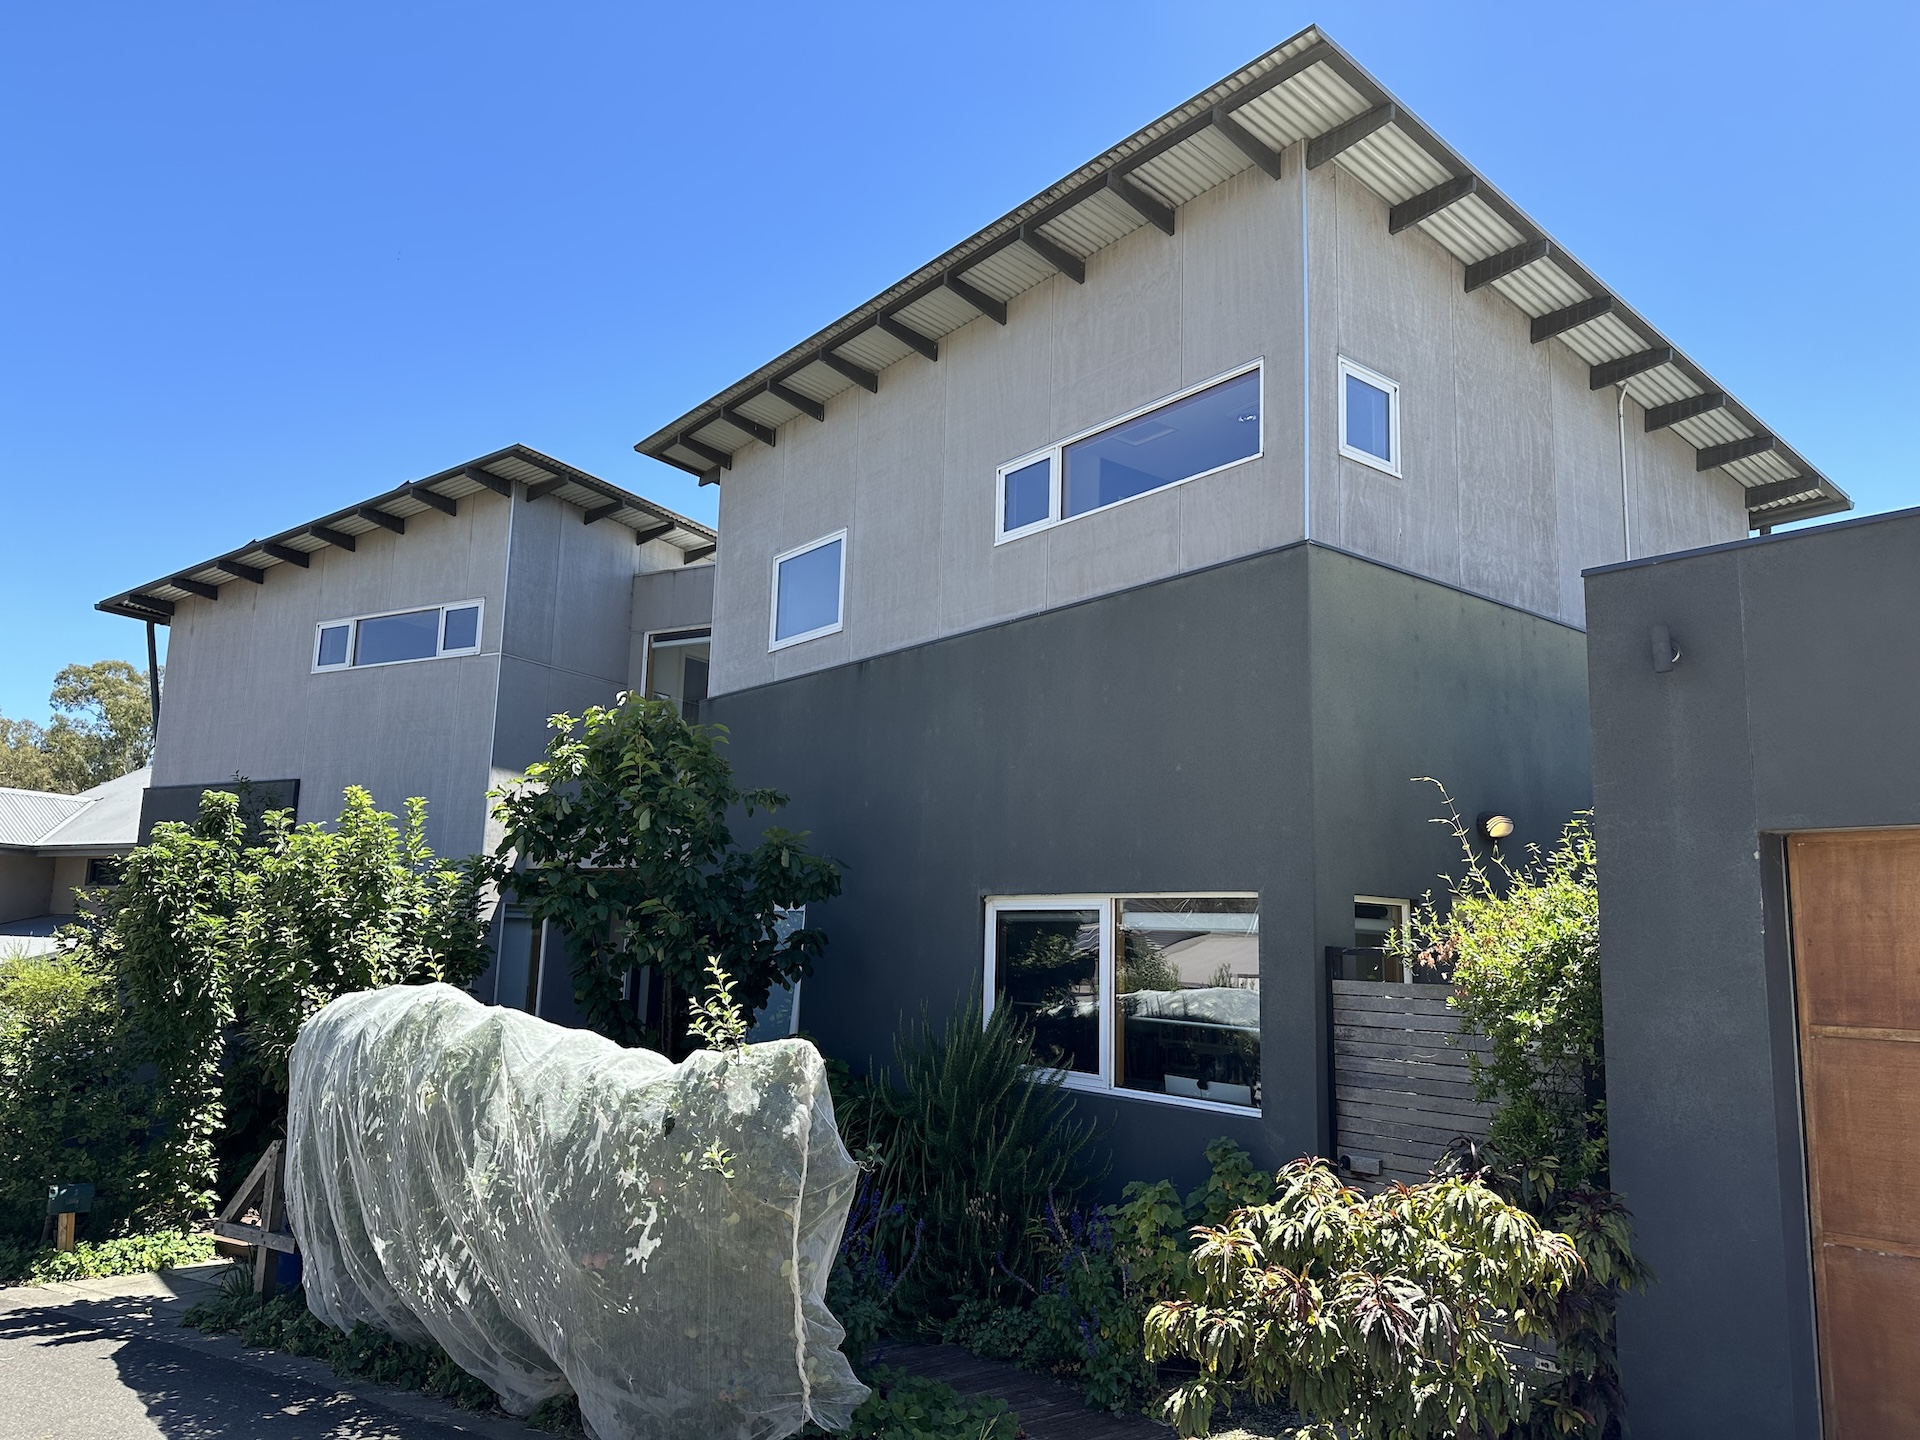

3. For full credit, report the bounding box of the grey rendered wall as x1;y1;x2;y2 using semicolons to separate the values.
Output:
628;563;716;689
1585;508;1920;1440
711;543;1313;1191
1306;164;1745;628
1308;548;1593;1146
0;854;54;924
152;493;513;858
490;493;649;801
708;159;1307;699
706;543;1596;1190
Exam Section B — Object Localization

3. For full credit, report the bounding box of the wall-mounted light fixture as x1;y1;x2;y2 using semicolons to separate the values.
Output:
1478;812;1515;843
1650;623;1681;674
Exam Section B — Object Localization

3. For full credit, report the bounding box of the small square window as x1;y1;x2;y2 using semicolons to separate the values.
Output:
441;604;480;653
771;532;845;649
1000;456;1052;535
316;624;350;668
1338;358;1400;476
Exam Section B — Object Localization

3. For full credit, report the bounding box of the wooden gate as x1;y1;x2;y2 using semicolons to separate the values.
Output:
1329;978;1490;1186
1789;830;1920;1439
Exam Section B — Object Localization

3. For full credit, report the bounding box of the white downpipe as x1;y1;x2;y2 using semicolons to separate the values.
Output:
1301;150;1312;542
1616;382;1632;561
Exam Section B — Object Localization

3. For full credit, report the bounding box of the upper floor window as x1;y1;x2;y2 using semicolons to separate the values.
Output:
770;532;845;650
1339;357;1400;476
996;364;1263;543
644;627;711;722
313;600;483;672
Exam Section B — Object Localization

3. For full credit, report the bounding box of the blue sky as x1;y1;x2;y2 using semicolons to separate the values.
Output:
3;0;1915;725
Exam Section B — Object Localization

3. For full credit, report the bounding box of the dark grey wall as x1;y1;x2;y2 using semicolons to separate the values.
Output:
1585;506;1920;1440
710;542;1594;1192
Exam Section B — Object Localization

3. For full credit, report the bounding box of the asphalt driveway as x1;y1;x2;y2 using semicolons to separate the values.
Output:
0;1266;536;1440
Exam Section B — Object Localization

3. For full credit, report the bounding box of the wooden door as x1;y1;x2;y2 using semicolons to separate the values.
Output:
1789;831;1920;1439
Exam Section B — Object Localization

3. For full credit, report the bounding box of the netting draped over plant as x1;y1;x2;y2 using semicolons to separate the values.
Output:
285;984;866;1440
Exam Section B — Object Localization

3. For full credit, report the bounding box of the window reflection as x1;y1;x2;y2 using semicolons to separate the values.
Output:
1116;898;1259;1108
1063;370;1260;518
995;909;1101;1075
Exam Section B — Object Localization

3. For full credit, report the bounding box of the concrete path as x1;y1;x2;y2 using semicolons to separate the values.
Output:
0;1264;540;1440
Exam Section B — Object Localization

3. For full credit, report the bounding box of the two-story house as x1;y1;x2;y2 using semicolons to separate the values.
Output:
632;26;1847;1185
97;444;717;1016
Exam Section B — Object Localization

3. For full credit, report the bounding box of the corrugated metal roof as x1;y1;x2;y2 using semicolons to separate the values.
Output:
97;444;717;624
0;789;91;848
31;767;147;852
634;26;1847;531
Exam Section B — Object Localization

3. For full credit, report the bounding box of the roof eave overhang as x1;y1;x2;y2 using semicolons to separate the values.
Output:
97;443;719;625
635;26;1846;532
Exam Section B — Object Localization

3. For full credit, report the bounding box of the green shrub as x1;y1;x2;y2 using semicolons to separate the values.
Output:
938;1138;1272;1414
807;1368;1018;1440
836;994;1100;1320
181;1286;493;1410
5;1228;215;1285
1146;1158;1583;1439
0;949;148;1244
1392;787;1606;1191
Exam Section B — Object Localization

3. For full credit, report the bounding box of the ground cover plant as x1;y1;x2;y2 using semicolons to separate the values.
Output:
0;1229;214;1286
488;693;841;1054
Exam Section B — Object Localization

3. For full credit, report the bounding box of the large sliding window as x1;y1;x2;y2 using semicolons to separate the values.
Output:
313;600;484;672
995;364;1263;543
985;894;1260;1112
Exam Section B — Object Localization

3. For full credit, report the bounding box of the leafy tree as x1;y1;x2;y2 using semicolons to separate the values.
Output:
1390;783;1607;1190
488;694;842;1051
0;659;158;794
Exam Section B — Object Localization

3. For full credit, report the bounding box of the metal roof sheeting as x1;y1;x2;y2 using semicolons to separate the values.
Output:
97;445;717;624
0;789;91;848
635;25;1846;530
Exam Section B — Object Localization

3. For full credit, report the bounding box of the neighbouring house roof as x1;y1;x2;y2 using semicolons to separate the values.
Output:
96;445;719;624
634;25;1847;532
0;766;148;854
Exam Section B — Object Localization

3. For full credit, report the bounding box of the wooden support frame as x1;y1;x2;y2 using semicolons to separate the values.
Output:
213;1140;297;1295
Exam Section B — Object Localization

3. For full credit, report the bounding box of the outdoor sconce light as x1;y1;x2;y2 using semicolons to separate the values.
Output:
1478;812;1515;843
1650;623;1681;674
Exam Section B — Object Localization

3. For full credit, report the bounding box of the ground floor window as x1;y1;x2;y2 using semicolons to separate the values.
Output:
985;894;1260;1112
644;627;711;723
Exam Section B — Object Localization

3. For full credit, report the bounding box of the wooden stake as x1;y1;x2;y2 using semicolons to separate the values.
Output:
55;1212;77;1251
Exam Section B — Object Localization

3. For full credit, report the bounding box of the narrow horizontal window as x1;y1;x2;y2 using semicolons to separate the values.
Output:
1064;370;1261;518
1339;357;1400;476
355;609;440;665
994;364;1262;542
770;532;845;649
985;893;1260;1113
313;600;486;673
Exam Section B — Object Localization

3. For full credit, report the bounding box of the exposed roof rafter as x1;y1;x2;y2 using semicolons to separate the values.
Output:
171;576;219;601
310;525;356;551
821;350;881;392
1307;102;1397;169
1590;347;1674;389
1464;239;1551;293
1104;171;1176;235
218;558;266;584
1016;223;1085;284
721;408;778;447
357;506;405;535
1699;435;1776;470
876;315;939;362
1646;392;1727;432
944;272;1008;325
1389;175;1476;234
1531;295;1614;344
407;485;458;516
767;380;826;421
261;543;310;567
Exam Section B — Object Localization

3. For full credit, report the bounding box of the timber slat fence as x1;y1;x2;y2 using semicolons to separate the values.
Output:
1330;979;1490;1186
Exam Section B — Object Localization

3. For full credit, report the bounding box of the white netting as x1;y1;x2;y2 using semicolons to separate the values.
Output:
284;983;867;1440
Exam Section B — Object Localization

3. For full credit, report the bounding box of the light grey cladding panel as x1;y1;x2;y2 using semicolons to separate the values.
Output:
707;161;1309;698
501;492;639;689
149;492;513;858
1308;160;1749;627
627;564;715;688
491;653;631;778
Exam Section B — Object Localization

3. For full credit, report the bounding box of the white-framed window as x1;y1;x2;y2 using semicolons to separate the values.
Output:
1341;896;1416;983
769;531;846;650
1338;357;1400;476
994;362;1264;543
643;626;711;722
312;599;484;672
983;893;1261;1113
